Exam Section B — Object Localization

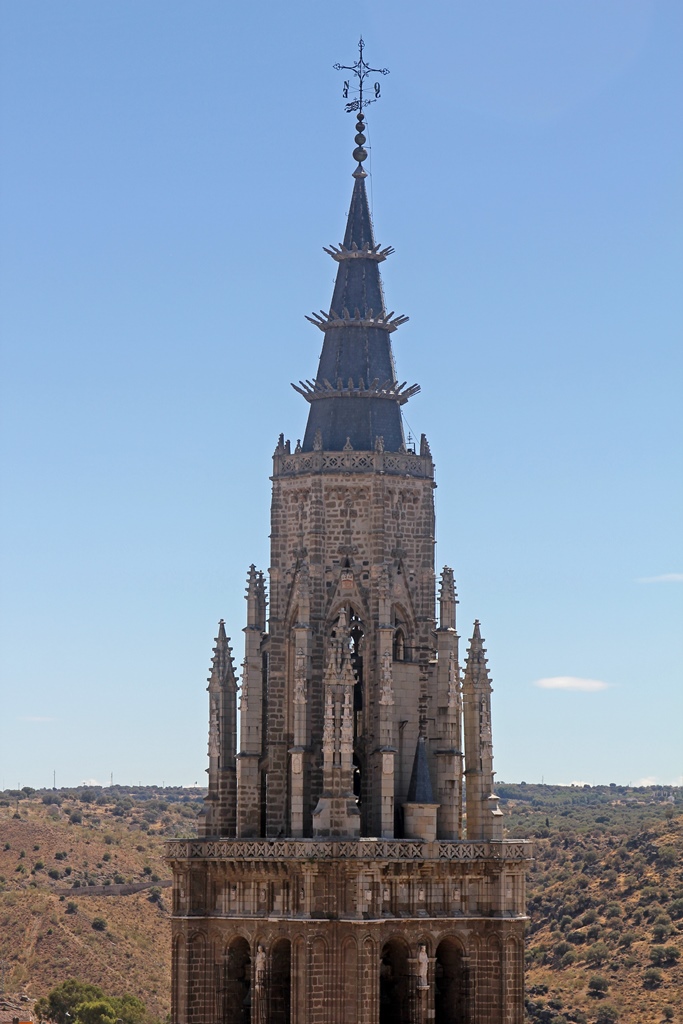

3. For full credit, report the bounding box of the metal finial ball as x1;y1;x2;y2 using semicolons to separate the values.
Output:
355;132;366;145
353;146;368;163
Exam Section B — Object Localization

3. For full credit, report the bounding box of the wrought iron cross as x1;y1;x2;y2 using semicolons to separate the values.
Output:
334;37;389;113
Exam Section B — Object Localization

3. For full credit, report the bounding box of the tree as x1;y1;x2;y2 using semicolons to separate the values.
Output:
92;916;107;931
75;1000;118;1024
35;981;105;1024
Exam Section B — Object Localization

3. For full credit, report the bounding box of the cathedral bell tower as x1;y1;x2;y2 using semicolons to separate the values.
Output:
167;40;530;1024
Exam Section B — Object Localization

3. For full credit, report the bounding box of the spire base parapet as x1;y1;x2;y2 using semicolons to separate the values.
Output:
272;446;435;480
306;308;409;332
291;377;420;405
323;242;395;262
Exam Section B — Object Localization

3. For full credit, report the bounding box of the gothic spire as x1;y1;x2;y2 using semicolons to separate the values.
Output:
294;46;419;454
208;619;235;691
463;620;490;688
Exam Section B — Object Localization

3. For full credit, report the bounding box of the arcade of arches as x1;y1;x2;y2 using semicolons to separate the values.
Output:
171;928;523;1024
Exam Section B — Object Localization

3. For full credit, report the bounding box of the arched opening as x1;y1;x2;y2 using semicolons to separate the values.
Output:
380;939;411;1024
269;939;291;1024
435;938;467;1024
393;628;406;661
352;752;362;804
224;937;250;1024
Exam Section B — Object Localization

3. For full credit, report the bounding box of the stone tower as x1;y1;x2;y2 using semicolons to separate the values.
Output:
167;97;531;1024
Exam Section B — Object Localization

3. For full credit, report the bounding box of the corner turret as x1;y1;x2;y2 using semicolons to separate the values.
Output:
200;620;237;837
463;621;503;840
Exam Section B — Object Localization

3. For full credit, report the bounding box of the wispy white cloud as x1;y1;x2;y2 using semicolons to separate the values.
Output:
534;676;611;692
638;573;683;584
634;775;658;787
18;715;56;722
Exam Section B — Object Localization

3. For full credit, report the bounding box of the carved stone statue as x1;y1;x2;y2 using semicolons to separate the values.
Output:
254;944;266;990
417;943;429;989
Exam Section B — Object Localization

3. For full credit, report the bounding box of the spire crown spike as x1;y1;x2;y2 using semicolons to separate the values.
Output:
334;38;389;174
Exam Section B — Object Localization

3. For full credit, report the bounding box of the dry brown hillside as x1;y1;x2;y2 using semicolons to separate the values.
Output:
1;783;681;1024
0;786;203;1020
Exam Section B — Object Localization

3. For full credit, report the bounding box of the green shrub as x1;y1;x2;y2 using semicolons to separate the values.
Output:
643;967;663;989
588;975;609;997
658;845;678;868
48;868;61;880
595;1007;619;1024
650;945;680;966
91;917;107;932
586;941;610;967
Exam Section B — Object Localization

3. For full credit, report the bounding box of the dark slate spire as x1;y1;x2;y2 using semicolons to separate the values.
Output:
294;110;418;453
406;735;435;804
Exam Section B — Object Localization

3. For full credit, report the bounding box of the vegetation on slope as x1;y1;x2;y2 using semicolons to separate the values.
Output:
0;786;202;1019
499;782;683;1024
1;783;681;1024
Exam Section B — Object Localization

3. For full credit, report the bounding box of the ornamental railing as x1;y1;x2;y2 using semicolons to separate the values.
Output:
272;449;434;479
164;838;532;863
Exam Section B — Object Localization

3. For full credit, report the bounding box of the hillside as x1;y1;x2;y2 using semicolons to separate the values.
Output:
502;783;683;1023
0;786;203;1020
0;783;681;1023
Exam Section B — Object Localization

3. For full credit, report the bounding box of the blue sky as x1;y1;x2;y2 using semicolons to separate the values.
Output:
1;0;681;791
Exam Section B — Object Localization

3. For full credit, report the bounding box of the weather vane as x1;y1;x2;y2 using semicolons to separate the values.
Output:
334;37;389;114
